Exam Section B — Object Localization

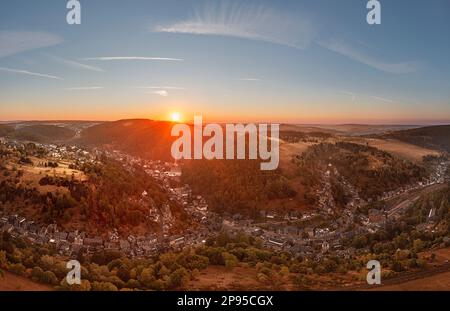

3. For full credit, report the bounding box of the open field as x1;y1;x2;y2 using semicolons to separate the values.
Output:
0;271;52;291
5;157;87;194
280;124;420;136
279;141;312;176
188;265;361;291
419;247;450;264
188;265;267;291
372;271;450;291
344;137;441;162
360;248;450;291
23;158;87;181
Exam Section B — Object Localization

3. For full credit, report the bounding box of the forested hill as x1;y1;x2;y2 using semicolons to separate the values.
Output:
383;125;450;153
78;119;175;160
0;124;75;143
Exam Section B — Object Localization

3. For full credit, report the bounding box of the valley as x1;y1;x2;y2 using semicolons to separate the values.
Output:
1;120;450;291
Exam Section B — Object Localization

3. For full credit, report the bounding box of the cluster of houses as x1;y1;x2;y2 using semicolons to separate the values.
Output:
220;217;366;260
316;164;337;215
1;138;98;167
2;138;449;263
93;149;223;250
0;211;219;258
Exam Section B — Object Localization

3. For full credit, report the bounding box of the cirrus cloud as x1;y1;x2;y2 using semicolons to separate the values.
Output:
65;86;104;91
152;1;314;50
0;31;62;58
0;66;63;80
318;39;422;74
82;56;183;61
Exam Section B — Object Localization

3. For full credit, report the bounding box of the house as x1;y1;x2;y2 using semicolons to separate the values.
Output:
55;232;68;241
368;209;387;225
305;228;315;238
322;241;330;253
166;166;182;177
67;232;77;242
285;226;301;236
18;217;26;228
119;239;131;251
169;236;185;247
104;242;119;251
428;208;438;222
58;242;71;255
266;212;276;219
70;244;83;256
1;224;13;233
267;237;286;249
83;237;103;247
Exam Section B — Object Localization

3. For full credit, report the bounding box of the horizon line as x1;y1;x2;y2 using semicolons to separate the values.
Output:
1;118;450;127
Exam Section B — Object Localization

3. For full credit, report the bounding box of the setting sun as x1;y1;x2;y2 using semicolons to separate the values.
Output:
170;112;182;122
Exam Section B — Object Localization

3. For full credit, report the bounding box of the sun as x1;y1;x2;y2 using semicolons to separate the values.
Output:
170;112;182;122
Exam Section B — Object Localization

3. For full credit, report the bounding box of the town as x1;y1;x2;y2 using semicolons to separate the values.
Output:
1;137;448;263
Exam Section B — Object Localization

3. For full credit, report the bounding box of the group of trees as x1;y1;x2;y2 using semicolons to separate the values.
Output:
0;228;366;291
279;131;332;144
344;186;450;272
1;154;185;232
182;159;296;217
75;158;182;230
45;161;59;168
297;142;426;201
2;217;448;291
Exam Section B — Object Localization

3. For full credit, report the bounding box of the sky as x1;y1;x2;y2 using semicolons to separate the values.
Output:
0;0;449;124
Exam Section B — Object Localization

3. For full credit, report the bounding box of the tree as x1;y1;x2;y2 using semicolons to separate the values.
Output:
168;268;190;289
31;266;45;282
8;263;26;276
139;267;155;288
92;281;118;291
41;271;58;285
0;250;7;268
60;279;92;291
222;252;239;268
413;239;424;253
352;236;368;249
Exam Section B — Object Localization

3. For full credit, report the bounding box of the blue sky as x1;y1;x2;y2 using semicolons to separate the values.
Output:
0;0;449;124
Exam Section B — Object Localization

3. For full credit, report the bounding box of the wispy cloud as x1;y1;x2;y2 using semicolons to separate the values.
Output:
340;90;398;104
372;96;396;103
152;1;314;49
65;86;103;91
0;66;63;80
136;86;187;97
0;31;62;58
49;55;104;72
82;56;183;61
318;39;422;74
149;90;169;97
238;78;261;81
134;86;186;90
339;90;357;102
